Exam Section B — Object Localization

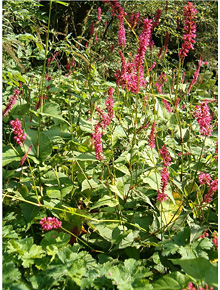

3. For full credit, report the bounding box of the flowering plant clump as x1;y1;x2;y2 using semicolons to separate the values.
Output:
2;1;218;289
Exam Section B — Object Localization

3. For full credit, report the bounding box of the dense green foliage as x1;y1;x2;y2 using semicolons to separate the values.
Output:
3;1;218;289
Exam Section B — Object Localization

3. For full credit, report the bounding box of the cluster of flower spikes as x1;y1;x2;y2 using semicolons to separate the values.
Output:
182;282;213;290
115;18;152;93
179;2;198;60
195;101;213;136
157;144;171;202
39;217;62;231
10;119;26;145
92;87;115;161
3;89;20;117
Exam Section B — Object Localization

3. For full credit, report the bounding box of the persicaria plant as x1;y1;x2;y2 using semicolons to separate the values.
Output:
2;1;218;289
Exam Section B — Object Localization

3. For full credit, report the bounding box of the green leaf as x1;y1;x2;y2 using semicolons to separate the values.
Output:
39;102;70;125
158;240;180;256
171;257;218;287
115;164;130;175
53;0;69;6
81;179;99;191
20;202;41;224
152;271;191;290
3;260;21;283
25;129;52;162
157;191;183;226
109;184;124;199
3;148;21;166
73;153;98;162
90;195;119;210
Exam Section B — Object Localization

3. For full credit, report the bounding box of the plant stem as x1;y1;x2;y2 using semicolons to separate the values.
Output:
26;156;41;205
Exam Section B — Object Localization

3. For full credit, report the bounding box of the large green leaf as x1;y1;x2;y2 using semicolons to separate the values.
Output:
2;148;21;166
171;257;218;288
90;195;119;210
152;272;191;290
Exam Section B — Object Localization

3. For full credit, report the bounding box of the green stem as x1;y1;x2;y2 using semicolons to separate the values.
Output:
26;156;41;205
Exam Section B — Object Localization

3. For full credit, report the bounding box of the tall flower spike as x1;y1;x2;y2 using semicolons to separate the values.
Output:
90;21;94;35
98;7;101;21
152;9;162;29
179;2;197;60
195;102;213;136
20;144;33;166
159;144;171;167
106;87;114;123
118;16;126;47
148;121;156;149
92;124;104;161
135;18;152;69
157;167;169;202
188;57;202;93
3;89;20;117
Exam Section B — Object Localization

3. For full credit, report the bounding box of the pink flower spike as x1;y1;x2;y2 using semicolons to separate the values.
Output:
195;102;213;136
148;121;156;149
20;144;33;166
10;118;26;146
157;167;169;202
92;124;104;161
179;2;197;60
39;217;62;231
98;7;101;21
153;9;162;29
118;16;126;47
90;21;94;35
106;87;114;123
3;89;20;117
159;144;171;167
162;99;172;113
